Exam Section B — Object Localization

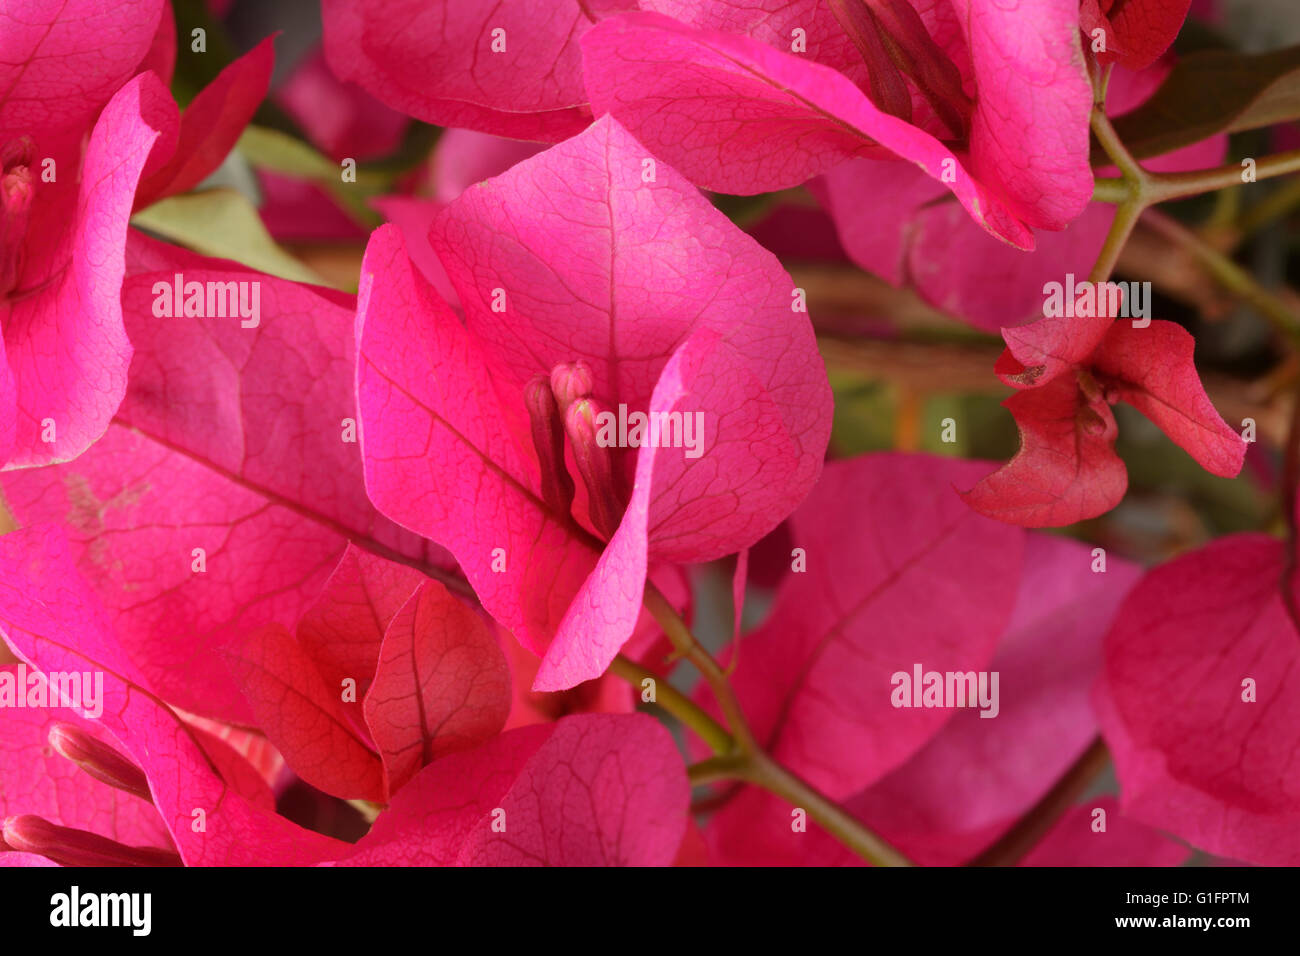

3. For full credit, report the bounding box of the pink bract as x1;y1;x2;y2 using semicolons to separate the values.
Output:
1097;534;1300;865
581;2;1094;247
0;235;451;722
695;453;1025;800
0;525;350;866
339;713;689;866
321;0;633;142
356;115;831;690
961;315;1245;527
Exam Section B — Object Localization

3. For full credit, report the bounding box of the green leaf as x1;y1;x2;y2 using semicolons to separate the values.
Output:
236;125;384;227
132;188;334;287
237;126;347;183
828;373;896;455
1102;45;1300;162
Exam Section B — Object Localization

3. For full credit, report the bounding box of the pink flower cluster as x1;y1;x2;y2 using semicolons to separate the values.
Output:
0;0;1291;869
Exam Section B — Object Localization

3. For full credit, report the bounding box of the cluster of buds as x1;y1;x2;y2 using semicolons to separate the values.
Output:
827;0;973;142
525;360;625;540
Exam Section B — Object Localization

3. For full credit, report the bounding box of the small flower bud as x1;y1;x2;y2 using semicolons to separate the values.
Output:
565;398;622;540
549;359;593;414
3;814;182;867
525;376;576;520
0;137;34;296
49;722;153;803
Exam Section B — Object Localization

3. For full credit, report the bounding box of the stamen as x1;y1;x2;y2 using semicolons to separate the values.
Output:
827;0;913;122
549;359;593;414
565;398;623;540
525;375;576;519
1;137;35;298
49;723;154;804
829;0;973;140
3;814;183;867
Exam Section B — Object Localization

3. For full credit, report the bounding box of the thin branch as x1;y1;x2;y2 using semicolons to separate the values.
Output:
610;655;732;756
1141;208;1300;347
968;738;1111;866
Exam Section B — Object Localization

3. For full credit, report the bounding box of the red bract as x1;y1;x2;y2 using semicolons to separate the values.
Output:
1096;534;1300;865
356;116;831;690
1;0;167;468
961;314;1245;527
295;544;427;734
0;526;350;866
703;533;1178;865
698;453;1026;798
0;2;274;469
224;623;387;803
0;235;452;722
132;36;275;209
814;58;1228;331
1080;0;1192;71
580;2;1093;249
321;0;633;142
224;547;510;803
364;581;512;795
339;713;689;866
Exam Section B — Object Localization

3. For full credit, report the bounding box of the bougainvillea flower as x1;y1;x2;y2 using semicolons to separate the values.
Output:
702;532;1184;866
696;453;1026;799
338;713;689;866
321;0;635;143
960;307;1246;527
580;3;1094;249
812;56;1227;331
224;545;511;802
1;0;166;467
356;116;831;690
0;526;350;866
1096;533;1300;865
0;0;278;470
0;234;454;722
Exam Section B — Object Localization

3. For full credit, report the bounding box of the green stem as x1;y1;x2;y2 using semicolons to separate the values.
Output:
1236;175;1300;238
1140;207;1300;347
626;584;912;867
1088;106;1150;285
1149;150;1300;203
1093;149;1300;207
687;753;747;787
611;655;732;755
741;752;913;867
643;582;760;754
1089;198;1145;285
